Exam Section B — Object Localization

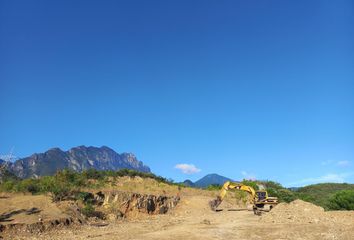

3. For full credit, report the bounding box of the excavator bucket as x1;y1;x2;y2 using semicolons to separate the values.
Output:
209;196;222;211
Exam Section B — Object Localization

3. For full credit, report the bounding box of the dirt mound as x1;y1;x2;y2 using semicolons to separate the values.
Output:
261;199;326;224
0;194;84;237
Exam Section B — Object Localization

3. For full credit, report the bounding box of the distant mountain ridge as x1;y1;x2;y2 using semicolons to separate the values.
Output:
182;179;195;187
2;146;150;178
184;173;234;188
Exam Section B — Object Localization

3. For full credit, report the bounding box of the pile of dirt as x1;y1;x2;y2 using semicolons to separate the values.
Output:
0;194;83;236
261;199;327;224
261;199;354;225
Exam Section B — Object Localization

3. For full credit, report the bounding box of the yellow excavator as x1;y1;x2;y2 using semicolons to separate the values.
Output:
209;181;278;215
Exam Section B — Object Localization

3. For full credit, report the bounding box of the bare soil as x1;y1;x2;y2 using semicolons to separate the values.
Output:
1;193;353;240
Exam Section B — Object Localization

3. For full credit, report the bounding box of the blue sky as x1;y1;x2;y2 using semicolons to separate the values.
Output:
0;0;353;187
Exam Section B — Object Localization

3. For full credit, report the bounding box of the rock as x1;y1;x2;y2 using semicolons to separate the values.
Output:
100;191;180;216
6;146;151;178
105;211;124;221
201;219;211;225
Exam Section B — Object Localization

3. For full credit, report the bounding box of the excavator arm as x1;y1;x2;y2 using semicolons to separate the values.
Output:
209;181;257;211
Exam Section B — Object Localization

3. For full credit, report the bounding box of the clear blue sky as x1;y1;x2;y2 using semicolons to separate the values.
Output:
1;0;353;187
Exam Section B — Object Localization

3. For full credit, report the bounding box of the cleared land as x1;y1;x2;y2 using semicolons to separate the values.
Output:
1;178;353;240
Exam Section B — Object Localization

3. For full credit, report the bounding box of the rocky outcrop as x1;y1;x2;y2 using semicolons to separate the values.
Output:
6;146;151;178
97;191;180;217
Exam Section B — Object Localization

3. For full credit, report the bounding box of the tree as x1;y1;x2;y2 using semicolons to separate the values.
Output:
327;190;354;210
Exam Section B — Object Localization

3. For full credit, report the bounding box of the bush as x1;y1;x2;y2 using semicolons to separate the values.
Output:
296;192;316;203
0;180;16;192
82;169;104;180
263;181;283;190
206;184;222;191
0;169;20;183
296;183;354;209
275;189;297;203
257;181;297;203
0;168;171;198
327;190;354;210
75;191;95;204
81;203;96;217
241;180;259;191
14;179;41;194
55;169;86;187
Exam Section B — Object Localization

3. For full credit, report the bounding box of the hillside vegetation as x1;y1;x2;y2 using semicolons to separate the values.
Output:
1;169;353;211
0;169;171;201
205;180;354;211
296;183;354;210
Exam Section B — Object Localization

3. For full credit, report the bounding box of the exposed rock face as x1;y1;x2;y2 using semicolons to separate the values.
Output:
6;146;150;178
98;191;180;216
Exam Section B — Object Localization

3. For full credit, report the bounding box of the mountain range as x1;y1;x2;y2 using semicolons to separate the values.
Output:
183;173;234;188
1;146;150;178
0;146;235;187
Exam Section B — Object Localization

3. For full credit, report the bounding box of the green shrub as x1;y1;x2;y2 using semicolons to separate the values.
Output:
0;169;20;183
81;203;96;217
241;180;259;191
0;168;171;198
327;190;354;210
38;176;56;192
82;169;104;180
14;179;41;194
255;181;297;203
206;184;222;191
0;180;16;192
55;169;86;187
75;191;95;204
275;188;297;203
233;190;248;204
295;183;354;209
296;192;316;203
263;181;283;190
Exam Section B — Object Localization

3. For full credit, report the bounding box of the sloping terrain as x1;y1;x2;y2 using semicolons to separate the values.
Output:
194;174;233;188
1;177;353;240
296;183;354;208
0;193;83;235
183;174;234;188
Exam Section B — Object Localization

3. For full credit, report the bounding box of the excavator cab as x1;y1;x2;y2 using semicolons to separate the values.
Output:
256;191;267;201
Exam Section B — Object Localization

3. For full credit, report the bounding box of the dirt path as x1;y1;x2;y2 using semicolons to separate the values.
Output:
6;195;353;240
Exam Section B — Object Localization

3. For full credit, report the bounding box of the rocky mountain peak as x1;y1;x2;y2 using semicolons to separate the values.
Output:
5;146;151;179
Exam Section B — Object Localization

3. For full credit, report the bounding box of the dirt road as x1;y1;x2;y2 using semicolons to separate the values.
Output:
6;195;353;240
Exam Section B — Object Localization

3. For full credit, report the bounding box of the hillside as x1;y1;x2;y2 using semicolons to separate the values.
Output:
3;146;150;178
193;174;233;188
182;179;195;187
296;183;354;208
1;171;353;240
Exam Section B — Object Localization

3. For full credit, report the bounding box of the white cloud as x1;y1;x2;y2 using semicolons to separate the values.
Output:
288;172;353;187
174;164;201;174
337;160;351;167
241;170;256;180
321;160;352;167
321;160;333;166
